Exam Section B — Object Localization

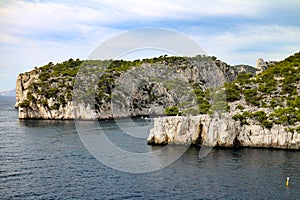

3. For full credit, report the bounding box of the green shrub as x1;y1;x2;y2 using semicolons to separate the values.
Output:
262;120;273;129
296;126;300;133
50;103;60;110
243;89;258;100
232;113;249;126
236;104;244;110
18;100;30;107
27;92;36;103
232;113;243;121
39;72;50;81
243;89;260;106
198;101;211;114
252;111;267;123
58;95;67;106
38;99;48;107
287;96;300;108
281;83;297;95
46;87;59;98
270;107;298;125
258;82;276;94
164;106;179;116
236;73;253;85
224;82;241;102
66;92;72;101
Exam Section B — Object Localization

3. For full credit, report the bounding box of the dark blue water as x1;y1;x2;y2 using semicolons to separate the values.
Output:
1;96;300;199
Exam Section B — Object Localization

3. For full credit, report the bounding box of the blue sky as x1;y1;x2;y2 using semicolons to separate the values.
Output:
0;0;300;91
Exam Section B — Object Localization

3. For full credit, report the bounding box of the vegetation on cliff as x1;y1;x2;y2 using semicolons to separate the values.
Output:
226;52;300;133
16;52;299;131
17;54;241;119
19;58;82;110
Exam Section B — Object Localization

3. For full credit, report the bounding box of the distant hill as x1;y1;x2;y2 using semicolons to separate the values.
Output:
0;89;16;96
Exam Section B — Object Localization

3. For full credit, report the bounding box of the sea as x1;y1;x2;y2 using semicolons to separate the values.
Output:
1;96;300;200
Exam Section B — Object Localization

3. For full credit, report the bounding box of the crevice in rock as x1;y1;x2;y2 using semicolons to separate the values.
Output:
194;123;203;146
233;136;241;148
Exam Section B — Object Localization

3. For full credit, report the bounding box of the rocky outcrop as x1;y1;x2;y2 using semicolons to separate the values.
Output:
147;115;300;149
255;58;276;75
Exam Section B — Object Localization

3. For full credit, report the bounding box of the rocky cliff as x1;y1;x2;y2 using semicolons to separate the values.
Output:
147;52;300;149
147;115;300;149
16;56;250;119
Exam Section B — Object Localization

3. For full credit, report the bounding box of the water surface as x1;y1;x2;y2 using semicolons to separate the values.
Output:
1;96;299;199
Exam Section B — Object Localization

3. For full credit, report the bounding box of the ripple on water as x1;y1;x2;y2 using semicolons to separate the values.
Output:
1;97;300;199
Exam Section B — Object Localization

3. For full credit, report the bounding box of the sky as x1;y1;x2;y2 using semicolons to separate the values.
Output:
0;0;300;91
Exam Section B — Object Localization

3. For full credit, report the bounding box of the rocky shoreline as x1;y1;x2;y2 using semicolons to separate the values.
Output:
147;115;300;150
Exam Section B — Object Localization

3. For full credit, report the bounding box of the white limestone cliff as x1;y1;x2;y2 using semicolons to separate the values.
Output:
147;115;300;149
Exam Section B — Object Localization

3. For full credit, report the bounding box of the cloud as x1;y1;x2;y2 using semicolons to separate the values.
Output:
0;0;266;43
1;0;298;47
190;24;300;65
0;0;299;91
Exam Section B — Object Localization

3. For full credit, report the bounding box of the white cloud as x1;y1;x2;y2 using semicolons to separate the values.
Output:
0;0;299;91
191;24;300;65
0;0;265;43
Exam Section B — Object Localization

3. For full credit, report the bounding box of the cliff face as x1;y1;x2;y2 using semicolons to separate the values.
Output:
16;56;248;119
147;115;300;149
147;52;300;149
15;59;91;119
15;67;96;119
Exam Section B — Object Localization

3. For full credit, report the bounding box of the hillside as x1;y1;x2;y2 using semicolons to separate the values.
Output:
16;55;251;119
15;51;299;136
226;52;300;134
147;52;300;149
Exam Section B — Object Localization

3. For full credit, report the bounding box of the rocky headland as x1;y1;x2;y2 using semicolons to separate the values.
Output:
15;56;249;119
147;52;300;149
15;52;300;149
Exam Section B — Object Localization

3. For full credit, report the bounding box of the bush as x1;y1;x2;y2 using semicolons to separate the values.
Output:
243;89;258;100
66;92;72;101
287;96;300;108
262;120;273;129
58;95;67;106
243;89;260;106
232;113;243;121
296;126;300;133
236;73;253;85
252;111;267;123
38;99;48;107
18;100;30;107
50;103;60;110
224;82;241;102
198;101;211;114
270;107;298;125
236;104;244;110
46;87;59;98
232;113;249;126
27;92;36;103
281;83;297;95
164;106;179;116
